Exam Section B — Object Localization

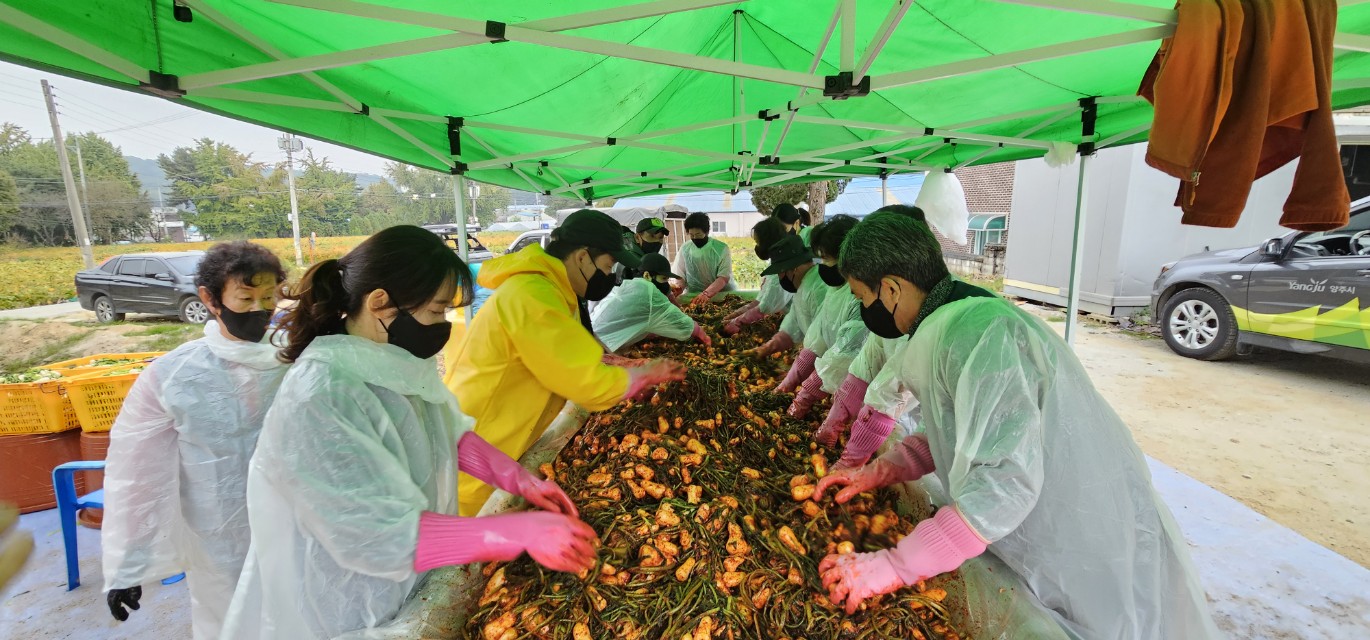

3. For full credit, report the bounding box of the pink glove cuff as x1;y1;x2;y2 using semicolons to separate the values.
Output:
737;306;765;324
702;276;728;298
878;434;936;482
778;348;819;391
838;406;897;469
457;432;533;497
834;374;869;418
414;511;519;572
884;507;988;585
799;371;827;397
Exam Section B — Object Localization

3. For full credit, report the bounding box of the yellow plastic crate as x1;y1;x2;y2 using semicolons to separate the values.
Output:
43;352;165;378
0;380;81;435
64;368;144;433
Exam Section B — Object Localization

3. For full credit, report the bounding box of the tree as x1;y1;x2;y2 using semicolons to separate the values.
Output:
748;179;849;224
0;170;18;236
0;123;30;155
544;195;587;218
472;183;510;229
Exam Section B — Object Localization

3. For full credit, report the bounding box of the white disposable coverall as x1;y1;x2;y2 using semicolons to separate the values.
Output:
671;237;734;292
592;278;696;352
221;335;474;639
756;274;793;315
803;284;867;394
101;321;287;640
777;267;829;345
893;295;1219;639
855;334;920;435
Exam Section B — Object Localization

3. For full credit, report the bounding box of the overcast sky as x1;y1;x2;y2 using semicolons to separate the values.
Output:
0;60;390;176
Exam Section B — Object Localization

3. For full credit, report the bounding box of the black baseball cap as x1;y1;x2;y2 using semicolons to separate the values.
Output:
555;209;642;268
639;253;681;280
760;234;816;276
635;217;670;235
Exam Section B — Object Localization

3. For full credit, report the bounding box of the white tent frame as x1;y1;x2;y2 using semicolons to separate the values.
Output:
7;0;1370;344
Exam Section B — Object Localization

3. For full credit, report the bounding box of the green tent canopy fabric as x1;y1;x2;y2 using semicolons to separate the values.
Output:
4;0;1370;200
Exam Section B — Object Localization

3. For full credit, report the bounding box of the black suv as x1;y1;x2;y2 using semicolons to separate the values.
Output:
1151;201;1370;362
76;252;208;323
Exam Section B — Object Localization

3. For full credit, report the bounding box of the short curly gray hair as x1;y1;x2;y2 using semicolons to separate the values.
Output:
838;211;948;292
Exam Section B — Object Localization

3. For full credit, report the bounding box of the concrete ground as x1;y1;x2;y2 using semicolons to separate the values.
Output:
0;303;84;321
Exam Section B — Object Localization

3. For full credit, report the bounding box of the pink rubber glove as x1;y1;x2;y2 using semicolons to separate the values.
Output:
413;511;598;574
723;300;758;324
624;359;686;400
601;353;633;367
787;372;829;419
690;323;712;346
457;432;577;517
776;348;818;393
819;507;987;614
813;434;934;503
833;406;899;471
815;374;870;446
723;305;765;335
747;331;794;358
693;276;728;305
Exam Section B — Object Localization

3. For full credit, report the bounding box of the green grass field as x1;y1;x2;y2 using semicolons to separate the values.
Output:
0;233;768;311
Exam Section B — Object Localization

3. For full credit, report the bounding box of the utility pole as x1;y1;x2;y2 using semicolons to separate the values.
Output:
41;80;95;269
72;138;94;240
278;134;303;267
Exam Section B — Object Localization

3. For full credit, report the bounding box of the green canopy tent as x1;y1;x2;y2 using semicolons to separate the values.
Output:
5;0;1370;340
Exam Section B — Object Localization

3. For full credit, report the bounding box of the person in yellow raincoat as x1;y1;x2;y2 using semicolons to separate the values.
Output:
445;209;685;515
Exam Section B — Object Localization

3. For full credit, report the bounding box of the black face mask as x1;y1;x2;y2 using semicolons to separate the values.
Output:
216;305;272;343
641;241;662;254
779;273;798;293
579;258;616;302
691;237;709;249
818;264;845;287
381;306;452;360
860;293;905;339
653;280;672;297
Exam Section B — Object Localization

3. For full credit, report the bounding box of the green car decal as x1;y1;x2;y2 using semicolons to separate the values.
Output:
1233;298;1370;350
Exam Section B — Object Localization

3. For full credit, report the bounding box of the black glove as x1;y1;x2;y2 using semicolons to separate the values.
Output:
107;586;142;622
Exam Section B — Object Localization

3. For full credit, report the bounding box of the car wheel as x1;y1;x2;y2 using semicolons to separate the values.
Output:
1161;288;1239;361
93;295;125;324
179;297;211;324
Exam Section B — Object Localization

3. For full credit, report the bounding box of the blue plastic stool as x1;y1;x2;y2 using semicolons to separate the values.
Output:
52;461;185;590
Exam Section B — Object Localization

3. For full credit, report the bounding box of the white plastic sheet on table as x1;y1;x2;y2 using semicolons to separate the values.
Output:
349;406;1069;640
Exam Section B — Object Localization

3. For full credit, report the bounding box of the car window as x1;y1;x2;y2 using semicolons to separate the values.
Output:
146;259;171;278
116;258;145;277
468;234;489;252
99;257;119;273
166;255;201;276
1293;208;1370;257
511;236;534;252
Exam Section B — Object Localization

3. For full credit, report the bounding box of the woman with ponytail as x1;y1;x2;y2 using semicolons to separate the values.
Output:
222;226;597;639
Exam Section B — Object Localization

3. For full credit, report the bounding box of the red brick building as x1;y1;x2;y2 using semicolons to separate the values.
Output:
930;162;1015;256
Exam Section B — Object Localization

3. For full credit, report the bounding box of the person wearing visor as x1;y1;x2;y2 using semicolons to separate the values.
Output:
446;209;685;516
745;233;830;358
811;212;1220;639
101;241;288;638
620;217;670;281
775;216;867;422
221;226;597;639
671;212;733;307
723;216;793;335
592;253;712;352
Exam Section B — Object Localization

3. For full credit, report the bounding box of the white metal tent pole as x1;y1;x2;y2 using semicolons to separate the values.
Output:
453;174;473;324
1063;98;1097;347
41;80;95;270
881;172;889;205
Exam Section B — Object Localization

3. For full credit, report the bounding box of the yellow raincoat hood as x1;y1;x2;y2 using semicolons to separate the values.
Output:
444;245;629;515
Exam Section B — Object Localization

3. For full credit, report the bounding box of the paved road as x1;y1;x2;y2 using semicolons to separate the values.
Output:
0;302;84;321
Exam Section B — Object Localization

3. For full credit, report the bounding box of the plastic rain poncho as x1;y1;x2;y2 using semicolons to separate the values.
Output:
802;284;868;393
756;274;793;315
592;278;696;352
221;335;474;640
892;295;1219;640
777;267;829;345
854;334;921;436
670;237;734;292
101;321;287;640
